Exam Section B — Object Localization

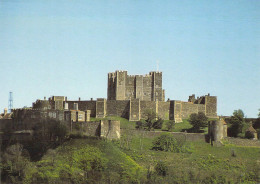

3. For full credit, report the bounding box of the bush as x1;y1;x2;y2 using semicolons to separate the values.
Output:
144;110;157;131
245;131;255;139
135;121;144;130
188;112;208;132
152;133;193;153
166;120;175;131
155;161;168;176
153;118;163;129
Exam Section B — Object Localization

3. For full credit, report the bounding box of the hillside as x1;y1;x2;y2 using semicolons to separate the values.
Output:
1;117;260;183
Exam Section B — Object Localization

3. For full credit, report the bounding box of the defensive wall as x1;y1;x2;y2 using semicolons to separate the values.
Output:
28;93;217;123
121;129;206;142
71;120;120;140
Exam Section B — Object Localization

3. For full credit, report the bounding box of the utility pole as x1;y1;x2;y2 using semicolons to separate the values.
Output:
8;91;13;113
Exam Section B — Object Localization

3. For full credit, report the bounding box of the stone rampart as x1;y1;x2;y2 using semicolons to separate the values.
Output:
100;120;120;140
106;100;130;119
158;101;170;120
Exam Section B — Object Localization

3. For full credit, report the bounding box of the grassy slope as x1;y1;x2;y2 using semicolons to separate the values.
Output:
105;117;260;183
121;133;260;183
30;117;259;183
24;138;145;183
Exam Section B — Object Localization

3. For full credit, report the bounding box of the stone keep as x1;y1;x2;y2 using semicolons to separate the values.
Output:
107;71;165;101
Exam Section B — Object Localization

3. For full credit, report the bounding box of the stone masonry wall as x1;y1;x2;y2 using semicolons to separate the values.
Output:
106;100;130;119
96;99;107;118
72;121;101;137
129;99;140;121
100;120;120;140
67;101;96;117
140;101;157;119
158;101;170;120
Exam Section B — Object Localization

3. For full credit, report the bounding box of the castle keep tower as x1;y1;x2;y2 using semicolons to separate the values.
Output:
107;71;165;101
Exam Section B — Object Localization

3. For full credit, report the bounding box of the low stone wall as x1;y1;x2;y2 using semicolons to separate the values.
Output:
224;137;260;147
71;120;120;140
121;129;206;142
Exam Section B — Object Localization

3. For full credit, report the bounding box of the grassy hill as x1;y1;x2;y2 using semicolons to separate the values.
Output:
22;138;146;183
2;116;259;183
21;135;259;184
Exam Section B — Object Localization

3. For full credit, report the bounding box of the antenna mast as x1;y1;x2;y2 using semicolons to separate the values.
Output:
8;92;13;113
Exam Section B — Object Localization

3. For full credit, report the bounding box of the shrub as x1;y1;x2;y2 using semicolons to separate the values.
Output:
188;112;208;132
152;133;193;153
245;131;255;139
144;110;157;131
152;133;178;152
166;120;175;131
153;118;163;129
135;121;144;130
155;161;168;176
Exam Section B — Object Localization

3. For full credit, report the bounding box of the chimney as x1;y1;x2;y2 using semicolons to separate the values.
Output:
91;98;93;101
79;97;81;101
44;96;46;100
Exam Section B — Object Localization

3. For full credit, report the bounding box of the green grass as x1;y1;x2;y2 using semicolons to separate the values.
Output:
119;131;260;183
23;138;146;183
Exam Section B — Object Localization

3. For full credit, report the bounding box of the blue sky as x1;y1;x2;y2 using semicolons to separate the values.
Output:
0;0;259;117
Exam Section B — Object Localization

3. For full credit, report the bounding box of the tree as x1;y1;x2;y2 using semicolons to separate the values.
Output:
1;144;30;182
144;110;157;131
188;112;208;132
228;109;246;137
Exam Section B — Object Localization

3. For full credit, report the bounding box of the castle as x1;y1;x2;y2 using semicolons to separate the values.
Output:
1;70;217;126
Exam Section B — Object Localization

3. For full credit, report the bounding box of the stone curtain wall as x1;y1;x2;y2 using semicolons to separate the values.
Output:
129;99;140;121
170;101;207;122
106;100;130;119
157;101;170;120
72;121;101;137
140;101;157;119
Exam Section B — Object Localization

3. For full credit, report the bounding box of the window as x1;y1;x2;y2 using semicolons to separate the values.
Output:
78;114;83;120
